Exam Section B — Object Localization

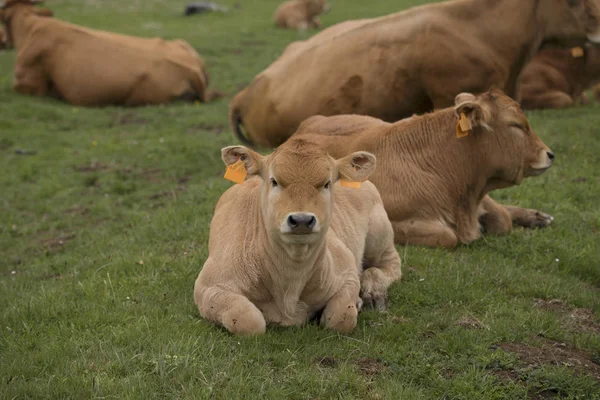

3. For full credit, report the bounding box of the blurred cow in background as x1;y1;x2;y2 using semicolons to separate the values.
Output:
274;0;329;30
520;42;600;109
232;0;600;148
0;0;219;106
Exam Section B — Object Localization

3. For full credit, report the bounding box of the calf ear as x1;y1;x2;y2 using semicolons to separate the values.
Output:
221;146;264;176
336;151;377;182
454;93;492;131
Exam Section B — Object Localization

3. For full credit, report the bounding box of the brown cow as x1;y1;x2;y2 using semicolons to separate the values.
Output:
520;43;600;109
274;0;329;30
194;139;401;335
0;25;5;50
0;0;217;106
293;90;554;248
231;0;600;148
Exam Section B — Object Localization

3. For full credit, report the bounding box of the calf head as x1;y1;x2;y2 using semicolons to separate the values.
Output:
454;89;554;187
0;0;53;48
221;139;375;257
303;0;329;17
541;0;600;44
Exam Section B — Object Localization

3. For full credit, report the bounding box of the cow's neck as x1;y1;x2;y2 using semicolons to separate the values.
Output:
463;0;545;97
6;7;37;49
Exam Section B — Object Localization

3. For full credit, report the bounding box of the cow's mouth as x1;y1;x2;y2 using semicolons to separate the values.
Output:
526;166;551;177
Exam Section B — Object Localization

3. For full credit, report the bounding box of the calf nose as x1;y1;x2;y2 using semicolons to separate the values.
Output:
287;213;317;234
547;151;555;161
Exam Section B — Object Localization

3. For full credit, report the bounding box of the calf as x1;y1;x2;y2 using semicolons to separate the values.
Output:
0;0;216;106
274;0;329;30
294;90;555;248
194;139;401;335
520;43;600;109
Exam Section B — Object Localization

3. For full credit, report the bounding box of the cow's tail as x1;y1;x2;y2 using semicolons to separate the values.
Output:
229;101;255;148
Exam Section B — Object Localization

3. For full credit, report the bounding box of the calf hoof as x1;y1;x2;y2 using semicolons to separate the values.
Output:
222;306;266;335
519;210;554;229
321;304;358;334
360;268;388;311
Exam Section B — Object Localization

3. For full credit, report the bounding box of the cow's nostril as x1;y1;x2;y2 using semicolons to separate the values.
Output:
287;215;298;228
547;151;555;161
307;216;316;229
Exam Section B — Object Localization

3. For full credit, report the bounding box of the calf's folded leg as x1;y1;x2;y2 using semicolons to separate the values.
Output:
478;196;553;233
320;279;360;334
196;286;266;335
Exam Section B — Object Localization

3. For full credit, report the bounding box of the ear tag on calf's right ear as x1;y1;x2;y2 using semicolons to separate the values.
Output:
571;47;584;58
339;166;361;188
224;159;247;184
456;112;472;139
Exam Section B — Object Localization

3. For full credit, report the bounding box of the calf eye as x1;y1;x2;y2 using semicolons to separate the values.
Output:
270;178;278;188
324;181;331;189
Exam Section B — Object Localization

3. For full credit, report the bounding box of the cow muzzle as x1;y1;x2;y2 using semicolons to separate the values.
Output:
528;150;555;176
282;212;318;235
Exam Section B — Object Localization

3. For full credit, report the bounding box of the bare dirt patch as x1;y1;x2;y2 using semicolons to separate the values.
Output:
498;339;600;380
534;299;600;334
456;315;487;330
111;112;149;126
353;358;387;378
41;232;76;252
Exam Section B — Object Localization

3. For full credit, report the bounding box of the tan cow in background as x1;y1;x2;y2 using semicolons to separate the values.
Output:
194;139;401;335
520;43;600;109
293;90;554;248
274;0;329;30
231;0;600;148
0;0;218;106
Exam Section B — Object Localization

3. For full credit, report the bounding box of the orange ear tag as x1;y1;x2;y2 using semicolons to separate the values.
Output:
224;160;247;184
339;166;361;188
571;47;584;58
456;112;472;139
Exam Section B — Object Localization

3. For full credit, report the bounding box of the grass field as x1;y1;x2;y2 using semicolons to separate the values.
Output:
1;0;600;398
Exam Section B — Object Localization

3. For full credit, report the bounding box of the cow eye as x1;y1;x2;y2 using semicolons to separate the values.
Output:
270;178;278;188
324;181;331;190
510;123;524;131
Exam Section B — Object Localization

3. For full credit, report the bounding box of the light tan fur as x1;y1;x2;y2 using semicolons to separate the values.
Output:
293;90;555;248
194;139;401;335
274;0;328;30
520;43;600;109
0;0;216;106
231;0;600;148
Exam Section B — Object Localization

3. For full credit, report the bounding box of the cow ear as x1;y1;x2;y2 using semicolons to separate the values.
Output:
454;92;492;131
35;8;54;17
335;151;376;182
221;145;264;176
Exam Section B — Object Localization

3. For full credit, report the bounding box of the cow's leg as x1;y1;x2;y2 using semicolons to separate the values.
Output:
309;17;322;28
196;286;266;335
13;66;49;97
361;204;402;310
478;196;553;233
392;219;458;248
320;278;360;334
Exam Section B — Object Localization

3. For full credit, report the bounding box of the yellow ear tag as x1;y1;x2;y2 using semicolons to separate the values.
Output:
339;166;361;188
571;46;584;58
224;159;247;184
456;112;472;138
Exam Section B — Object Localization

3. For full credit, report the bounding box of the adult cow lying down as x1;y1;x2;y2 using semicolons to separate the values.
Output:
520;42;600;109
0;0;216;106
194;139;401;335
293;90;555;248
231;0;600;148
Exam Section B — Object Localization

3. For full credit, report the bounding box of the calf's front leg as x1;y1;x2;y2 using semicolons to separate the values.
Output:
320;279;360;334
195;286;266;335
478;196;553;234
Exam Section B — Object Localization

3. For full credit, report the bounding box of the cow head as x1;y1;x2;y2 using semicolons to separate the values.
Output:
221;139;375;257
304;0;330;17
0;0;53;48
454;90;554;187
540;0;600;44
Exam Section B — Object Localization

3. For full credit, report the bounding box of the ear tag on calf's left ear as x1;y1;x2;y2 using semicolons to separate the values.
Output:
456;112;472;138
571;47;584;58
224;159;247;184
340;165;362;188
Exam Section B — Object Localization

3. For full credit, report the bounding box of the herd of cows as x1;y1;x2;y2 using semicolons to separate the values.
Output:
2;0;600;335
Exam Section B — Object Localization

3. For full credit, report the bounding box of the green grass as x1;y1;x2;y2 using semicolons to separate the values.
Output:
1;0;599;398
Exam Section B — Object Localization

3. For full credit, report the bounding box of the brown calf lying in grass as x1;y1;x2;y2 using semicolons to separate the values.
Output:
294;90;555;248
520;43;600;109
274;0;329;30
194;139;401;335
